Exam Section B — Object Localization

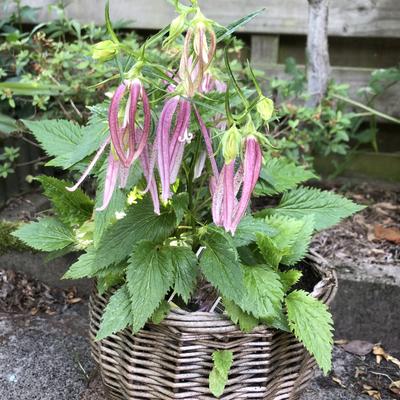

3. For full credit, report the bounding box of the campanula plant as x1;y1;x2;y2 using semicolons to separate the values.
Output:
14;1;363;395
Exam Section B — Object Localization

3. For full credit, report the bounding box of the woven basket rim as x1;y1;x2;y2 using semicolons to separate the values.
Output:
140;251;337;328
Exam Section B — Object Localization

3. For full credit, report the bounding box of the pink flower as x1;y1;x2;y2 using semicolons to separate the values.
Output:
211;136;262;234
147;96;191;203
67;79;151;212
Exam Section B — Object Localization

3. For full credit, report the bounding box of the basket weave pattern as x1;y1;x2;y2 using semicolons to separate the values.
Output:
89;255;337;400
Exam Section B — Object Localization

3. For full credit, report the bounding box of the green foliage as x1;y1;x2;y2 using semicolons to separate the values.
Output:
232;216;276;247
0;220;30;255
36;176;93;226
240;264;284;319
169;246;198;303
13;217;74;252
23;119;84;168
269;187;365;230
127;241;176;332
286;290;334;375
199;229;245;302
96;285;132;340
209;350;233;398
151;300;171;324
256;158;317;196
223;299;259;333
279;269;302;292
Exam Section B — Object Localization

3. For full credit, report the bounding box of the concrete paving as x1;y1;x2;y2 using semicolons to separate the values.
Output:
0;305;376;400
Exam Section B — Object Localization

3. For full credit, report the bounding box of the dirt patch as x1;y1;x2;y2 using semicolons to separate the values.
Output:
310;182;399;267
0;268;82;315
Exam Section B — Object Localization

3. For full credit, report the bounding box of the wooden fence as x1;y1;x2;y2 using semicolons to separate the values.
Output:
1;0;399;203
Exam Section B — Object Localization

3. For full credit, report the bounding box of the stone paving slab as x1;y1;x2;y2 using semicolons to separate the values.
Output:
1;304;387;400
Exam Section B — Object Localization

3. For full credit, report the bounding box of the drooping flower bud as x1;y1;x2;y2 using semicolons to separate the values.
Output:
256;96;274;122
92;40;119;61
108;78;151;168
221;125;241;164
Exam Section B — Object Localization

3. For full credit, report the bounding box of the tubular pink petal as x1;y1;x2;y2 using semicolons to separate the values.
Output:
223;161;235;232
211;166;225;227
169;140;185;184
66;136;111;192
230;137;262;233
96;153;120;212
157;97;179;202
194;106;219;179
108;83;127;164
118;164;130;189
124;81;140;167
194;150;207;180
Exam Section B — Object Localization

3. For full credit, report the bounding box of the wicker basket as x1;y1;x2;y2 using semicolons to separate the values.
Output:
89;252;337;400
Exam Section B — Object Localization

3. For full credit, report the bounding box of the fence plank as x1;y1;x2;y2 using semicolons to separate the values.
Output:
257;64;400;118
251;35;280;65
10;0;400;38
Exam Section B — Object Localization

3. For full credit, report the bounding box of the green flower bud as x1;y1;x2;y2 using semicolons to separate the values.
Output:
164;15;186;47
221;125;242;164
257;96;274;122
92;40;118;61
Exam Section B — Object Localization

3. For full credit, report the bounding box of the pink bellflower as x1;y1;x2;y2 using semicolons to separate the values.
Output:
66;79;151;211
210;135;262;234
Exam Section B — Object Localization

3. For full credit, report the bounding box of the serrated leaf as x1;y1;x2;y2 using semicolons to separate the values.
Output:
171;192;189;224
264;215;315;266
12;218;74;252
127;240;176;332
96;264;126;294
94;198;176;271
240;264;284;319
233;215;276;247
96;285;132;340
280;269;302;292
256;233;283;269
169;246;198;303
270;187;365;230
255;159;317;196
209;350;233;398
93;160;142;245
37;176;93;226
199;230;245;302
286;290;334;374
63;250;97;279
23;119;83;168
224;299;259;333
261;309;290;332
151;300;171;324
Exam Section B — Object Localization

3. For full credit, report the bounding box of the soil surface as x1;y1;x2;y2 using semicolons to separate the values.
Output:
311;181;400;267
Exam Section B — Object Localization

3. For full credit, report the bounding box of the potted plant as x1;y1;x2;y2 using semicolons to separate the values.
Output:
13;2;363;398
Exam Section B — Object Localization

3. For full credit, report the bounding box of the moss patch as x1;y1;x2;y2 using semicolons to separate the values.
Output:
0;221;31;255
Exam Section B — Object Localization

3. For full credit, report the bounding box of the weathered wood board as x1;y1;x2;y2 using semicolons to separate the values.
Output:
6;0;400;38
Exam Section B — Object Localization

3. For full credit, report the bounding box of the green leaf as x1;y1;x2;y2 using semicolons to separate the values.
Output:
96;264;126;294
93;198;176;271
269;187;365;230
280;269;302;292
36;176;93;226
261;309;290;332
171;192;189;225
209;350;233;398
127;240;176;332
151;300;171;324
286;290;334;374
216;9;265;43
48;119;109;169
255;158;317;196
224;299;259;333
0;112;18;135
233;215;276;247
256;233;283;269
199;229;245;302
96;285;132;340
63;250;97;279
93;160;142;245
12;218;74;252
23;119;83;168
240;264;284;319
263;215;315;266
169;246;198;303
